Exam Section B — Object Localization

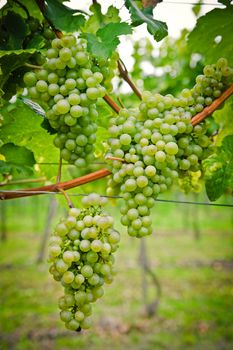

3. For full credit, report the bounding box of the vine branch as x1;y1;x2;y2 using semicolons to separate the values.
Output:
0;169;111;200
118;59;142;100
191;84;233;126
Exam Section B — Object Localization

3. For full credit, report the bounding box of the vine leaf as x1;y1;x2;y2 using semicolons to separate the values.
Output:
83;22;132;60
0;48;37;100
213;96;233;144
0;101;59;179
83;3;120;34
203;135;233;201
188;5;233;64
0;143;35;177
125;0;168;42
0;11;28;50
44;0;85;32
222;135;233;160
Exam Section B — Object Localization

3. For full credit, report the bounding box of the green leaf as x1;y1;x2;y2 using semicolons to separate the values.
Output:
221;135;233;160
83;22;132;60
203;135;233;201
45;0;85;32
84;33;110;60
97;22;132;42
0;143;35;167
205;166;227;201
0;101;59;179
0;143;35;177
188;5;233;64
125;0;168;42
83;3;120;34
213;96;233;144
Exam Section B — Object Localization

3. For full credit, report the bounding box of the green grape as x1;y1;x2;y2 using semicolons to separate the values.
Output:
48;194;120;331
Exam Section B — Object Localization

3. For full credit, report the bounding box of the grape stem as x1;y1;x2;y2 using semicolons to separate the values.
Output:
58;188;74;208
106;156;125;162
118;59;142;100
191;83;233;126
24;63;42;69
56;153;62;184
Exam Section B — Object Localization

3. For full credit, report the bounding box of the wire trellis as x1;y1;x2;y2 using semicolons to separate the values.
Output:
0;190;232;207
163;1;224;5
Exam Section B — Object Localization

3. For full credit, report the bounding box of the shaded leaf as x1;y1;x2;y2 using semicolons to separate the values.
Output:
0;48;37;96
0;11;28;50
45;0;85;32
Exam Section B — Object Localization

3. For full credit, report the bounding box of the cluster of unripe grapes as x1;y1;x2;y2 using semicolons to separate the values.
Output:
48;193;120;331
23;34;108;168
106;58;233;238
94;52;119;92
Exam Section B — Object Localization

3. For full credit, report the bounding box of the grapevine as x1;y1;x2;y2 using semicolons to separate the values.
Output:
0;0;233;335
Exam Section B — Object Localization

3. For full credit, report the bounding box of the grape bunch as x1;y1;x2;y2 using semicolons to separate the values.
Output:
106;58;233;238
23;34;106;168
48;193;120;331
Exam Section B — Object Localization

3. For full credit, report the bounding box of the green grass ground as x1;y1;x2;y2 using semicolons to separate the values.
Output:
0;195;232;350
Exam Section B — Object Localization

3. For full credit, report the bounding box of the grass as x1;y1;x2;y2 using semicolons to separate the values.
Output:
0;195;232;350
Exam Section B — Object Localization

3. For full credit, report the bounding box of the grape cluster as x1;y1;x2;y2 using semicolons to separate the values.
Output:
48;193;120;331
107;58;233;237
23;35;106;168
